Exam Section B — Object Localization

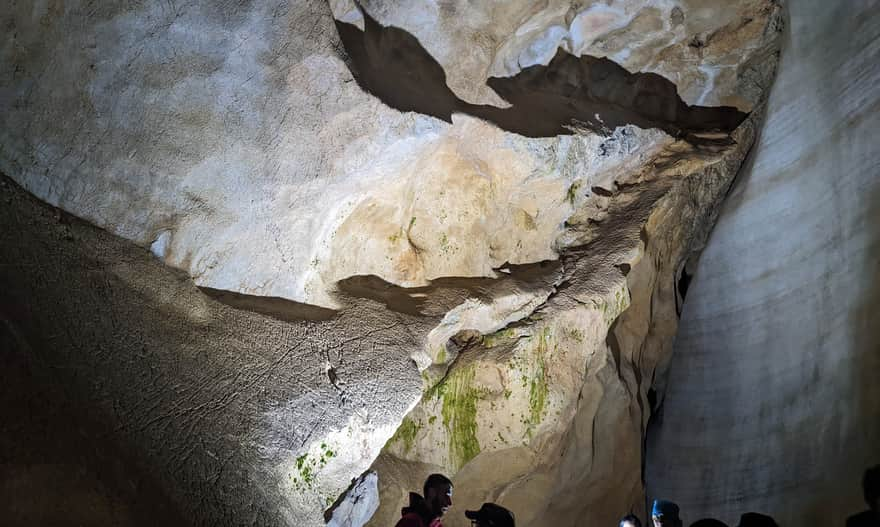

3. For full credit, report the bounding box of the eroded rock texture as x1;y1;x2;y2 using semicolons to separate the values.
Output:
1;1;783;526
647;1;880;524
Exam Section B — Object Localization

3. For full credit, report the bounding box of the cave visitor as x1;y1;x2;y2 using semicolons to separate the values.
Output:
395;473;453;527
651;500;683;527
846;465;880;527
735;512;778;527
619;513;643;527
689;519;728;527
464;502;515;527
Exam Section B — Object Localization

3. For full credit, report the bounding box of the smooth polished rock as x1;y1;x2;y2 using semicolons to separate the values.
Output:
646;1;880;524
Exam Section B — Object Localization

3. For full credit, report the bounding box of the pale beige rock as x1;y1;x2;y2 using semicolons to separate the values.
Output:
369;99;781;527
0;0;785;526
1;0;774;310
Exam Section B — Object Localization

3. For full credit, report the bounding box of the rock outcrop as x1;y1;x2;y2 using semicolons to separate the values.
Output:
647;1;880;524
0;1;784;526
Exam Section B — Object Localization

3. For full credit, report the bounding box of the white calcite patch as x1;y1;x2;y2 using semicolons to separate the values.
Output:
326;471;380;527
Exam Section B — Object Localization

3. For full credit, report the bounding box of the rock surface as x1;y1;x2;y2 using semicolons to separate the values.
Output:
2;0;776;310
0;1;784;526
646;1;880;524
366;100;776;527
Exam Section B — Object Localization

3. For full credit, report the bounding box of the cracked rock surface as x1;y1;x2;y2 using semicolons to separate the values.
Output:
0;1;785;526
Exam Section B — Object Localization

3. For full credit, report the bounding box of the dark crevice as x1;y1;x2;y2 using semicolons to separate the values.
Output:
641;386;661;497
677;267;693;299
591;186;614;197
675;265;693;317
334;6;748;142
335;260;562;316
606;317;624;381
647;387;658;413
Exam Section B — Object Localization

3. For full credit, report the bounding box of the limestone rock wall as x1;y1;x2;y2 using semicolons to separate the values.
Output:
366;99;776;527
0;173;432;525
1;0;776;310
646;1;880;524
0;1;784;526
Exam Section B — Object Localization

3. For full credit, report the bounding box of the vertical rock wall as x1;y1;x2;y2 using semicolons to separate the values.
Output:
646;1;880;524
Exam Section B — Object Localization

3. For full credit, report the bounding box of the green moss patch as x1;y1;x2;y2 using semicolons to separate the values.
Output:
566;180;582;204
437;364;483;470
391;416;421;454
524;327;552;436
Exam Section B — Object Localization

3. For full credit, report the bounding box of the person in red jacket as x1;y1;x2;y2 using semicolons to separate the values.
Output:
395;474;453;527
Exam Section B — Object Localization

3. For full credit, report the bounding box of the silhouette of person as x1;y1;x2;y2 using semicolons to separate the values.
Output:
620;513;643;527
652;500;683;527
395;473;454;527
847;465;880;527
464;502;515;527
736;512;778;527
690;519;729;527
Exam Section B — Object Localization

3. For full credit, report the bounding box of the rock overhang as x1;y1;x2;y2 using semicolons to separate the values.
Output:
0;1;785;526
2;0;776;313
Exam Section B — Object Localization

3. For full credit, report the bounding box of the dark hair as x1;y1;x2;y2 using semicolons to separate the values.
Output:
864;464;880;505
690;520;729;527
620;514;642;527
424;473;453;497
737;513;778;527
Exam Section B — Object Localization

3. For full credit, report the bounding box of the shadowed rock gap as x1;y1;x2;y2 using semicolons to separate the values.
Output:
336;260;562;316
199;287;339;322
334;6;748;141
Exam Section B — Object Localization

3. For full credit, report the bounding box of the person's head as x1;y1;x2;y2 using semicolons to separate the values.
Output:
423;473;453;518
736;512;778;527
651;500;682;527
863;464;880;510
620;513;642;527
690;520;728;527
465;502;515;527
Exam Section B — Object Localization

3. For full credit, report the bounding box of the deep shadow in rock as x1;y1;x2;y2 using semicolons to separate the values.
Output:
848;181;880;506
336;260;562;317
0;312;188;527
0;173;426;526
198;287;338;322
334;5;747;141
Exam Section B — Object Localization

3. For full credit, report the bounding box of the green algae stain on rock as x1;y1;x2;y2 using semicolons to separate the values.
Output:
391;416;421;454
528;355;549;427
523;326;552;437
566;179;582;204
436;346;447;364
482;327;518;348
438;364;482;470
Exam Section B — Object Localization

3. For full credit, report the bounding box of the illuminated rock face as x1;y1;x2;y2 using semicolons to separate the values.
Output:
0;1;786;527
1;0;774;310
646;1;880;524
